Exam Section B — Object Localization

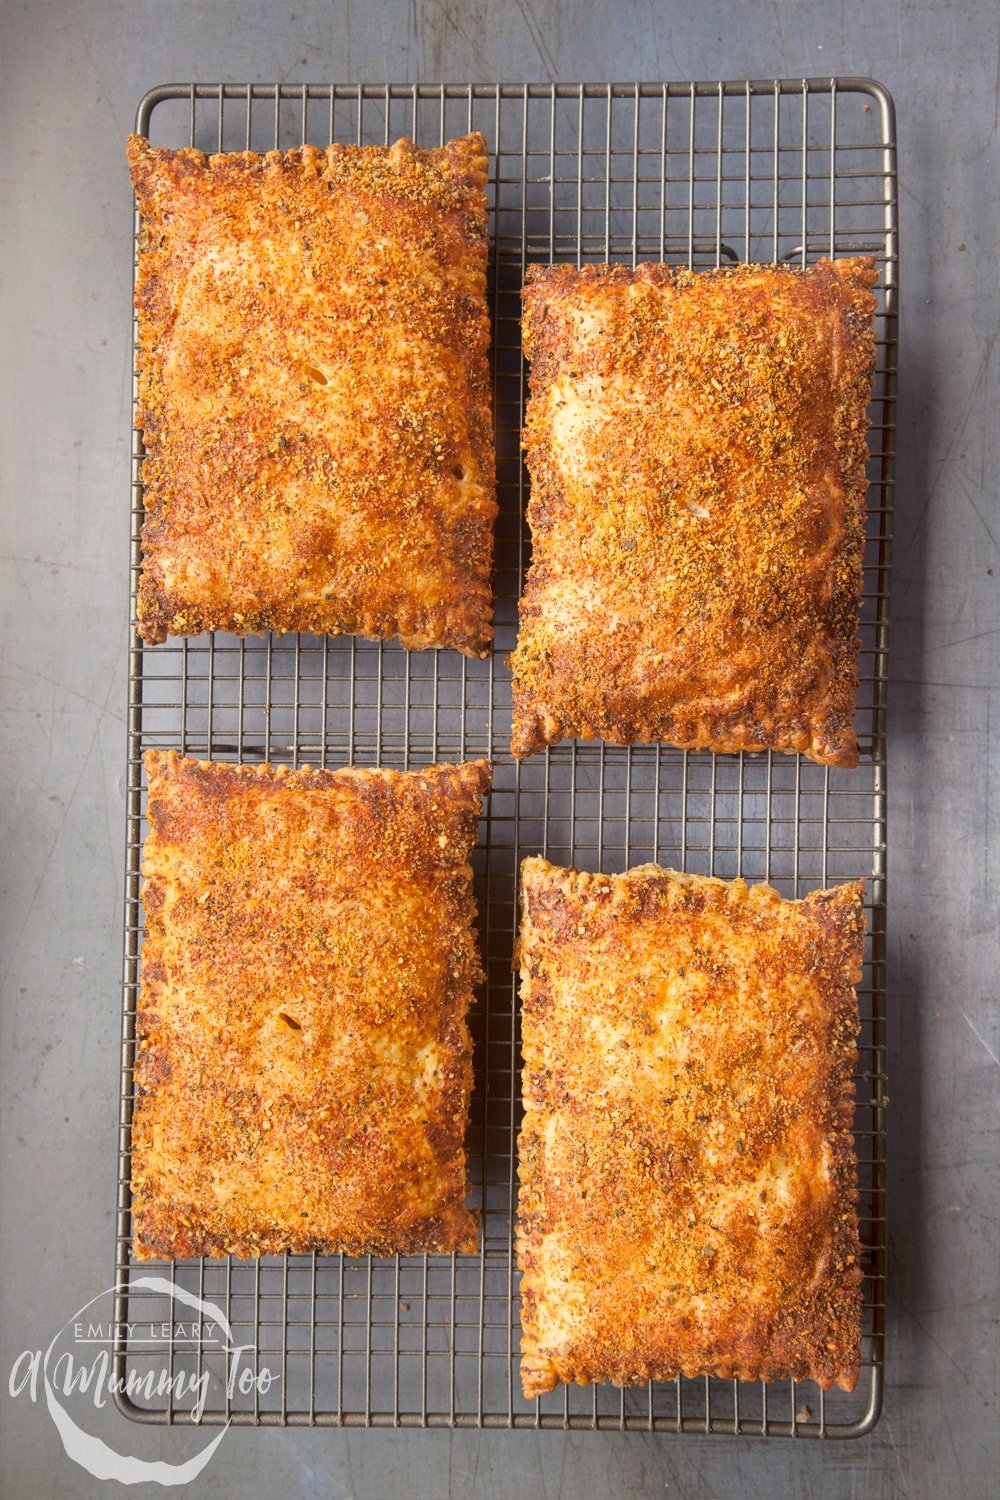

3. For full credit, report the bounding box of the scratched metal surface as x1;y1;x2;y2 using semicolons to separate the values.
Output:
0;2;996;1498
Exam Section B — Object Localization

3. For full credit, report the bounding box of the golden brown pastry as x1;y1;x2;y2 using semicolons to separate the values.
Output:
511;259;877;764
128;132;495;655
516;857;865;1399
132;750;490;1260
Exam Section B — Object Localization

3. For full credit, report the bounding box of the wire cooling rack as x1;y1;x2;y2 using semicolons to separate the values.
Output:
116;79;896;1436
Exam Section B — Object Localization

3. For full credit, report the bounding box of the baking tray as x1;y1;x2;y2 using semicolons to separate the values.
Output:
115;79;896;1436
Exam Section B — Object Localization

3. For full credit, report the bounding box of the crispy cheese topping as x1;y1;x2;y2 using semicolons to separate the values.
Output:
516;858;865;1398
511;259;878;764
132;751;490;1260
128;132;496;655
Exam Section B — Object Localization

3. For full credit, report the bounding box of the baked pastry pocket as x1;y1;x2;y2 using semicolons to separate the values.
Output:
128;132;496;655
132;751;490;1260
516;856;865;1399
511;259;877;764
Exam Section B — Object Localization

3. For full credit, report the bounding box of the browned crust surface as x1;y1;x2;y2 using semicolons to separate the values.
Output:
516;857;865;1399
510;259;877;764
132;750;491;1260
128;132;496;655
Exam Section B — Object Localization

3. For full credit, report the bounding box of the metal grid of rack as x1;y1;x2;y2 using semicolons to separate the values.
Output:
116;79;896;1436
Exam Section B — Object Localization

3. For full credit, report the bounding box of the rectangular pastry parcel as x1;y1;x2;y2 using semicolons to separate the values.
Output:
511;259;877;765
127;132;496;654
516;857;865;1399
131;750;490;1260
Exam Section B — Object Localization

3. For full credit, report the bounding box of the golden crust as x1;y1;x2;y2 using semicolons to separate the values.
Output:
516;857;865;1399
511;259;878;765
132;750;490;1260
128;132;496;655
